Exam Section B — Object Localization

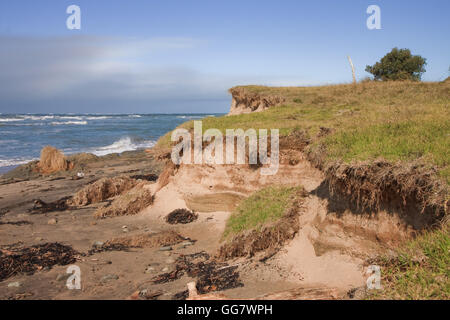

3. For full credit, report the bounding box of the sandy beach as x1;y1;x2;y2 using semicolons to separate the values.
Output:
0;144;366;300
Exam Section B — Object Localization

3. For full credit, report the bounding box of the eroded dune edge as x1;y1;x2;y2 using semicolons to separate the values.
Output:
1;81;448;300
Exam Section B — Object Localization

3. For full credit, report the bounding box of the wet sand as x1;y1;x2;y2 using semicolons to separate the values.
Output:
0;150;300;300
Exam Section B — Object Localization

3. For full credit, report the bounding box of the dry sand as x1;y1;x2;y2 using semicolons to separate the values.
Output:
1;148;406;300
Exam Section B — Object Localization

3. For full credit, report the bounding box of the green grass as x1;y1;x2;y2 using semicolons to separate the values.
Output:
369;227;450;300
323;120;450;173
155;81;449;182
223;186;303;238
153;80;449;299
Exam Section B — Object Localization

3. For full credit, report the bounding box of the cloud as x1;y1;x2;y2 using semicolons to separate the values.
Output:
0;35;311;113
0;36;202;96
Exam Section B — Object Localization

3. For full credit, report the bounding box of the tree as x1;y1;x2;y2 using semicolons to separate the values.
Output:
365;48;426;81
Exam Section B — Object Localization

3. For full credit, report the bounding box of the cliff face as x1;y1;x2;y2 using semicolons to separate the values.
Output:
228;87;285;115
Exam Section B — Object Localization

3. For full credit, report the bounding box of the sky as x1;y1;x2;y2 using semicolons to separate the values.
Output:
0;0;449;114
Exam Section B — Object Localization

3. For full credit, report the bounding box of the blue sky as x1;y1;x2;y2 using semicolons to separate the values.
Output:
0;0;448;113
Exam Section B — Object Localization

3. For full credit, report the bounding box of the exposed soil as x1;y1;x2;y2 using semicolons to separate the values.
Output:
217;192;305;260
105;231;186;248
94;183;154;219
0;143;444;300
228;87;285;115
29;197;71;214
68;176;138;206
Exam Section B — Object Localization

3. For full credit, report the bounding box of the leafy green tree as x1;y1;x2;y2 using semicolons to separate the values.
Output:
365;48;426;81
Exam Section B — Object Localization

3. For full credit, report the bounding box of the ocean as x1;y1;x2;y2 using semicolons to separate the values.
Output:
0;113;221;174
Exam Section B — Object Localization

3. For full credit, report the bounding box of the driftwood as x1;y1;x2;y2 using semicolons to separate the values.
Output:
184;281;339;300
186;281;228;300
256;287;339;300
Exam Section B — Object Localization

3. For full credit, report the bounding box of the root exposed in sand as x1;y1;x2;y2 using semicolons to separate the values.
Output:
218;193;305;260
105;231;186;248
165;209;198;224
69;176;138;206
149;251;244;299
324;160;448;224
66;153;99;166
36;146;73;174
156;162;177;191
29;197;71;214
87;243;130;255
218;210;299;261
217;188;307;260
94;183;153;218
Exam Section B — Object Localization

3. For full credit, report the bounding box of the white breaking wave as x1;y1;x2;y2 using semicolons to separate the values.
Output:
0;157;38;168
85;116;112;120
90;137;155;156
128;115;142;118
0;118;25;122
22;115;55;121
50;121;88;125
0;137;155;168
57;116;84;120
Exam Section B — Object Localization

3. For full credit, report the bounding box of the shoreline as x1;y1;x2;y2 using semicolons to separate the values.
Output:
1;82;448;300
0;165;18;175
0;113;223;179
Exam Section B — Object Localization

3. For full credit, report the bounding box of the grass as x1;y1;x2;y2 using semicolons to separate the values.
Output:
323;120;450;177
155;80;449;183
153;80;449;299
154;80;449;299
222;186;303;239
369;226;450;300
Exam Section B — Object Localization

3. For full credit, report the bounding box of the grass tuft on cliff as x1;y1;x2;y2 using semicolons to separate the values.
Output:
223;185;304;239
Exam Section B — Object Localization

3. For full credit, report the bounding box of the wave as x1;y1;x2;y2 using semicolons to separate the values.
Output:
89;137;155;156
4;123;47;126
58;116;84;120
128;115;142;118
50;121;88;125
0;157;38;168
22;115;55;121
85;116;112;120
0;118;25;122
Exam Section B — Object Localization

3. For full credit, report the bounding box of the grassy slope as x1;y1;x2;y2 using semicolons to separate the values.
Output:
369;226;449;300
156;80;449;182
223;186;303;238
155;80;449;299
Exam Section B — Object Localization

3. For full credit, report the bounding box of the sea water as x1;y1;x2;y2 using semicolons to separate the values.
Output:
0;113;221;174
